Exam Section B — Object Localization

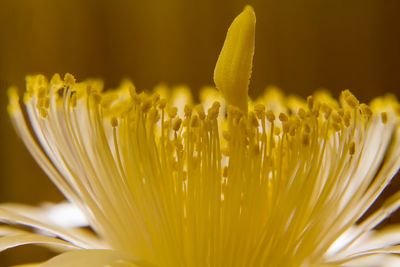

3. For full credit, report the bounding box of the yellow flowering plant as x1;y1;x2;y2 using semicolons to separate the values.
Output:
2;6;400;267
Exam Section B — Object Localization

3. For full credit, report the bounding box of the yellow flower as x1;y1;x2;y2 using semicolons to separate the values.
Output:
3;6;400;267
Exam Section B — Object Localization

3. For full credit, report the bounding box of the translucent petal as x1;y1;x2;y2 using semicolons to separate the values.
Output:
40;250;151;267
0;207;104;249
0;202;88;228
0;233;79;252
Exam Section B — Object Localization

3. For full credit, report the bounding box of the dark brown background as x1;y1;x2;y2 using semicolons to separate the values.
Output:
1;0;400;265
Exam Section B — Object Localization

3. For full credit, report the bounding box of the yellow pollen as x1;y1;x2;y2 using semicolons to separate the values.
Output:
349;141;356;155
331;111;342;123
92;92;102;104
343;90;359;108
158;98;167;109
279;112;288;122
266;110;276;122
298;108;306;119
254;103;266;119
282;121;290;133
184;105;192;117
172;118;182;131
274;127;281;136
111;117;119;127
195;105;206;120
190;115;200;127
360;103;373;117
381;112;388;124
38;107;48;118
332;122;341;132
301;133;310;146
168;107;178;118
64;73;76;87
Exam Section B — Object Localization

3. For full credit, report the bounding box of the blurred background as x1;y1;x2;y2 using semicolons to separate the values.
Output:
1;0;400;265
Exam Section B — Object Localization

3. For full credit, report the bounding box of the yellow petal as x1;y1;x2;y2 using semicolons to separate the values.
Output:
213;5;256;112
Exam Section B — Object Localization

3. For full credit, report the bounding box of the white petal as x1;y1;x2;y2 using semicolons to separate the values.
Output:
335;226;400;258
0;202;88;228
333;254;400;267
0;207;105;249
327;226;358;256
39;250;151;267
0;233;79;252
327;245;400;265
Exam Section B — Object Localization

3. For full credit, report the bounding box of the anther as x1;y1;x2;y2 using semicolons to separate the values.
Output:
266;110;275;122
152;93;160;104
279;113;288;122
343;111;351;127
274;127;281;136
360;103;372;117
312;101;320;116
172;118;182;131
344;91;359;108
158;98;167;109
249;112;259;127
322;104;332;119
282;121;290;134
39;108;48;118
41;97;50;109
298;108;306;119
111;117;118;127
50;73;62;87
37;86;47;99
92;93;102;105
331;111;342;123
252;144;260;155
148;108;160;123
302;133;310;146
289;123;297;136
221;146;230;156
396;106;400;117
190;115;200;127
349;142;356;155
212;101;221;110
332;123;341;132
168;107;178;118
254;103;265;119
64;73;76;87
303;123;311;134
381;112;388;124
195;105;206;120
140;99;152;113
184;105;192;118
207;106;219;120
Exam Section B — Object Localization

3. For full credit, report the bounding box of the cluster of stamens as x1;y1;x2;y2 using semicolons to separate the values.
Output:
7;72;400;267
